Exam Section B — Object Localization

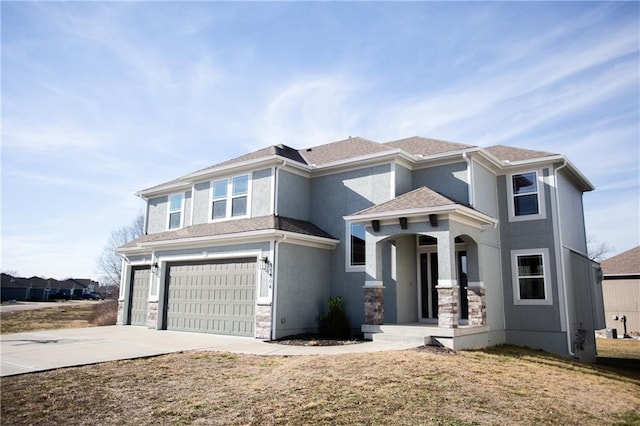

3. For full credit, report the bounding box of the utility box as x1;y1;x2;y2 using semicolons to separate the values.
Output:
604;328;618;339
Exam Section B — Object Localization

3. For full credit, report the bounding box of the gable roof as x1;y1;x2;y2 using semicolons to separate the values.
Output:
601;246;640;276
193;144;308;174
299;137;391;166
353;187;459;217
120;215;337;251
484;145;558;162
344;186;497;228
385;136;474;157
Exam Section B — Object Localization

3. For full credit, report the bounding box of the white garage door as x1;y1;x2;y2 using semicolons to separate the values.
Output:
165;258;257;336
130;266;150;326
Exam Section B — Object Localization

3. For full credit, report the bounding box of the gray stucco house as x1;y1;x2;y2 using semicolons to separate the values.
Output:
117;136;605;361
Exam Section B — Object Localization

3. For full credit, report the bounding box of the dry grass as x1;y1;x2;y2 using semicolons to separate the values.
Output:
2;342;638;425
0;300;118;334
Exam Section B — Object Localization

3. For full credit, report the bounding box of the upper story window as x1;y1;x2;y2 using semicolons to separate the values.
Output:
511;248;552;305
167;193;183;229
211;174;249;220
508;170;546;222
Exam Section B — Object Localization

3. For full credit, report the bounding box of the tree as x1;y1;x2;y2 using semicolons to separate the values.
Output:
96;215;144;290
587;235;613;263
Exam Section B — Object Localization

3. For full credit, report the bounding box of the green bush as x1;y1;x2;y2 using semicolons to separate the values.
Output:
319;296;349;338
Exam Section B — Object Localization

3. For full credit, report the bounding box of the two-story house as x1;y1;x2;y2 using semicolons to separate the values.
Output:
117;136;605;361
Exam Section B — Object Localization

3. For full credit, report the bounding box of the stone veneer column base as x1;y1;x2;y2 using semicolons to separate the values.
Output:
255;304;272;339
116;301;125;325
466;287;486;326
437;286;459;328
147;301;159;329
364;286;384;325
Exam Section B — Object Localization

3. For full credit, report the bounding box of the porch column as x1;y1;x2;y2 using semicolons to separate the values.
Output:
467;284;486;326
364;234;384;325
436;232;458;328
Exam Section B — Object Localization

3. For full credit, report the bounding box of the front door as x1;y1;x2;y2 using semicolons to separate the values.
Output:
419;252;438;321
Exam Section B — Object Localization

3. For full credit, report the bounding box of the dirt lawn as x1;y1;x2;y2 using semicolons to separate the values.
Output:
2;340;638;425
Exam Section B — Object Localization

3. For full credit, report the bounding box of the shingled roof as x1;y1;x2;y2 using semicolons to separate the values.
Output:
601;246;640;276
352;187;459;217
120;215;336;249
484;145;558;162
299;137;392;166
385;136;474;157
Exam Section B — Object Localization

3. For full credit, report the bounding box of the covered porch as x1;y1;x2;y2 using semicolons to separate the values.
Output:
344;187;498;349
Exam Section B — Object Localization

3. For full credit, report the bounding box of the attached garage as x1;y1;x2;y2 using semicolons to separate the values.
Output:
164;257;257;337
129;266;150;326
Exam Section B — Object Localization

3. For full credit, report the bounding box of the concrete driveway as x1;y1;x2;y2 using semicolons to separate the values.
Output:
1;326;418;377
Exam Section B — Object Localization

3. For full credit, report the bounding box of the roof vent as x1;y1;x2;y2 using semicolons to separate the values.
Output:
306;148;313;152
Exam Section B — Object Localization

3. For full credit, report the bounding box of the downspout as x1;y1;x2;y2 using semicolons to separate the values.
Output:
553;160;575;357
271;234;287;340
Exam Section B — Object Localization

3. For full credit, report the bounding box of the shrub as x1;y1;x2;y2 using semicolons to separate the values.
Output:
319;296;349;338
88;300;118;326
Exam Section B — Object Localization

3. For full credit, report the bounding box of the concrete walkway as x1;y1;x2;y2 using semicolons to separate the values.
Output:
1;326;419;377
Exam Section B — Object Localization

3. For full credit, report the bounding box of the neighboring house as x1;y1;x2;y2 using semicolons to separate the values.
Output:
600;246;640;336
1;274;32;301
28;277;52;301
0;274;98;301
117;136;605;361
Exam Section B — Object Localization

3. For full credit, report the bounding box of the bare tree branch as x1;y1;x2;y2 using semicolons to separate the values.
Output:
587;235;613;263
96;214;145;289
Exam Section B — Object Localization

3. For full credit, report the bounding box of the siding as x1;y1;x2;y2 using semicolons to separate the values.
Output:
192;182;211;225
496;172;563;333
277;170;310;221
147;196;168;234
251;168;273;217
602;277;640;334
274;242;331;338
557;171;588;255
412;161;468;204
309;163;394;328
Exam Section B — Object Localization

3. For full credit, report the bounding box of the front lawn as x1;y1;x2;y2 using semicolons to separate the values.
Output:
2;341;638;425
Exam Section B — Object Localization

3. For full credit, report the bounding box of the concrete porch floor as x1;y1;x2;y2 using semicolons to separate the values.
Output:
362;323;491;350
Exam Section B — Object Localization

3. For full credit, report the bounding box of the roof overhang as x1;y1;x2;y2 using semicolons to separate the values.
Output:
117;229;339;256
344;204;498;230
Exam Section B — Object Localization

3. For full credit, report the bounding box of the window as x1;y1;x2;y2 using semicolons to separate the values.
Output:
168;193;183;229
212;179;228;219
511;248;552;305
350;223;366;267
508;170;546;221
231;175;248;217
211;175;249;220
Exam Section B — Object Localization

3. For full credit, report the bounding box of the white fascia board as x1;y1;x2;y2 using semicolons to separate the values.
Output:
344;204;497;228
119;229;339;253
412;148;482;167
497;155;594;192
344;205;458;222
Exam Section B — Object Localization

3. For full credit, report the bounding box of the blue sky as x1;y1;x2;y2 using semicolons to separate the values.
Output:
2;2;638;280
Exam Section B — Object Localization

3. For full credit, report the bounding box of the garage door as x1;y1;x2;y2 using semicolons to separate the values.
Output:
165;258;256;336
129;266;150;326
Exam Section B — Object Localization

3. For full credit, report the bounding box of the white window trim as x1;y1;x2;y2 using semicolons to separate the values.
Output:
507;169;546;222
511;248;552;306
166;192;185;230
345;222;366;272
209;174;251;222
